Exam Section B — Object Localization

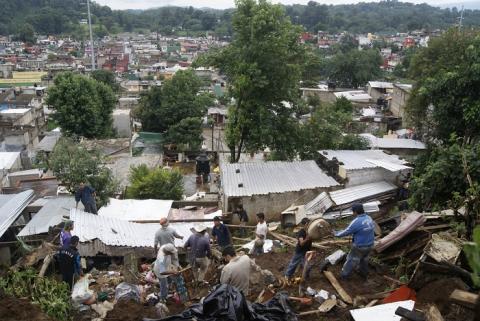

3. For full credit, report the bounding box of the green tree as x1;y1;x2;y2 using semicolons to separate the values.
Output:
329;49;383;88
46;72;116;138
91;69;119;92
49;137;117;207
407;29;480;142
128;165;184;200
299;98;368;159
201;0;306;162
136;70;212;133
14;23;35;43
165;117;203;151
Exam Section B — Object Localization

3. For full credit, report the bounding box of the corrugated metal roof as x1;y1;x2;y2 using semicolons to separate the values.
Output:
0;152;20;170
360;134;426;150
305;192;334;216
368;81;394;89
70;209;215;248
36;133;61;152
18;197;80;237
220;161;339;197
319;150;408;170
98;198;173;222
365;159;412;172
0;189;34;237
329;181;397;206
334;91;372;102
323;201;380;220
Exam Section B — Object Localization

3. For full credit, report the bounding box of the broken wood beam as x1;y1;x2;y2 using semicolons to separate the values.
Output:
38;253;53;278
449;289;478;309
323;270;353;304
225;224;256;229
425;305;445;321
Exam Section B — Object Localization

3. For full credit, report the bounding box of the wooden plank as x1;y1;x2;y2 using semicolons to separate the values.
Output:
426;305;445;321
323;270;353;304
449;289;478;309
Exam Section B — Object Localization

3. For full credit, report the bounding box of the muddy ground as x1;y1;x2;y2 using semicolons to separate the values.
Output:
0;295;54;321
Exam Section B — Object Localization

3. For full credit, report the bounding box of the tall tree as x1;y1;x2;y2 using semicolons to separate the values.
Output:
91;69;120;92
49;137;117;207
128;165;184;200
299;98;369;159
328;49;383;88
135;70;212;133
202;0;306;162
406;30;480;225
407;29;480;142
46;72;116;138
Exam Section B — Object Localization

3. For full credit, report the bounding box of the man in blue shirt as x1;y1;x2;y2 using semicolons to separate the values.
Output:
334;203;375;280
211;216;232;250
58;235;82;290
75;182;97;214
184;224;211;284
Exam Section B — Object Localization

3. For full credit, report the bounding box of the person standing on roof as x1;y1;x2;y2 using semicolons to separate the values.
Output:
211;216;232;251
58;235;82;290
250;213;267;256
154;218;184;256
284;218;312;281
220;246;251;295
60;220;74;247
334;203;375;280
184;224;211;284
75;181;97;214
153;243;180;302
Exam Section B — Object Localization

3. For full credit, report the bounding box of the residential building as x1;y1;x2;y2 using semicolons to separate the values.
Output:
390;84;412;118
220;160;340;221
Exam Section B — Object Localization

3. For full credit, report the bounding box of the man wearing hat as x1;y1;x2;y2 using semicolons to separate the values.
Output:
284;217;312;280
334;203;375;280
211;216;232;251
154;218;184;256
184;224;211;284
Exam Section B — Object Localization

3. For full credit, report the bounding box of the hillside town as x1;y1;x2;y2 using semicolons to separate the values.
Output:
0;1;479;321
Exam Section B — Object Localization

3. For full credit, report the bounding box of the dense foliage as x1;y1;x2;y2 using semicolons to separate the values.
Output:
135;70;212;150
91;69;120;92
407;30;480;218
50;137;118;207
299;98;369;159
0;269;71;320
1;0;479;37
128;164;184;200
46;72;116;139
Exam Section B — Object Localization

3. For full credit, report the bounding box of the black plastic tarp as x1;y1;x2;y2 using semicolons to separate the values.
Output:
143;284;297;321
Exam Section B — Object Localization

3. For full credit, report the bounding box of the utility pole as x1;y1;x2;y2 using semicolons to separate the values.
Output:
87;0;95;70
458;5;465;31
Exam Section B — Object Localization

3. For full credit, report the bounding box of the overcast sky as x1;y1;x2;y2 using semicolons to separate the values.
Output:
94;0;467;10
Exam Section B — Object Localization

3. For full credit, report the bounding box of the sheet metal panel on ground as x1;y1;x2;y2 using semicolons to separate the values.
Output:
220;160;339;197
18;197;80;237
319;150;408;170
70;209;215;257
0;189;35;238
329;181;397;206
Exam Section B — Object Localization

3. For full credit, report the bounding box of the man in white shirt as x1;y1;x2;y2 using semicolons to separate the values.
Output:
153;243;180;300
250;212;267;256
220;246;251;295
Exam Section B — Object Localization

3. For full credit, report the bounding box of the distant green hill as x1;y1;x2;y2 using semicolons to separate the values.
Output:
0;0;479;38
